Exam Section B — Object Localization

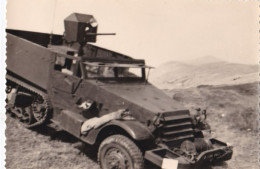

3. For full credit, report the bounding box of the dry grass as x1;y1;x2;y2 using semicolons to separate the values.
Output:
5;118;100;169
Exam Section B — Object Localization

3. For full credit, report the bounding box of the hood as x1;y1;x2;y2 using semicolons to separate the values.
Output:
100;83;186;114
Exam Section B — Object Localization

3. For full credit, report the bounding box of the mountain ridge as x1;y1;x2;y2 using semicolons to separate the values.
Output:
149;56;258;89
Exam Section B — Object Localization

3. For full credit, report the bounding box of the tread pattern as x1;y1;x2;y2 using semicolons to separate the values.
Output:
98;135;144;169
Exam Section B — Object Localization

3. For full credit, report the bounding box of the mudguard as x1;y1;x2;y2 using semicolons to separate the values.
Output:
81;119;154;145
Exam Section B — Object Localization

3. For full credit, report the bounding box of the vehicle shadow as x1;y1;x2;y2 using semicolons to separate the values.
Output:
32;123;79;143
32;123;98;161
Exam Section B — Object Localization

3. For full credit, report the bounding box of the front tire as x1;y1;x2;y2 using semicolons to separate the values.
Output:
98;135;144;169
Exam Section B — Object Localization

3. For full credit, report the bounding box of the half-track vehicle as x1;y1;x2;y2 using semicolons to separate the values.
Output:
6;13;233;169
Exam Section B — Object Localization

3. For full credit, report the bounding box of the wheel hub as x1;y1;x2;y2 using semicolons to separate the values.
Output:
106;148;129;169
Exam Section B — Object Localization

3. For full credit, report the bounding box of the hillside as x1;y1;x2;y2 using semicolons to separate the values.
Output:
149;57;259;168
167;82;258;131
149;57;258;89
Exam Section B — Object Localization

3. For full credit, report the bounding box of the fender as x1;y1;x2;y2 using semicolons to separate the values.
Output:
81;119;154;145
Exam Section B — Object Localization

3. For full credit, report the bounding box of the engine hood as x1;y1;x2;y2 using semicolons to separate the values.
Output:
99;83;186;114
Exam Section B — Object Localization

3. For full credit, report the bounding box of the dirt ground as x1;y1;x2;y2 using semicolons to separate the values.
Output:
5;83;259;169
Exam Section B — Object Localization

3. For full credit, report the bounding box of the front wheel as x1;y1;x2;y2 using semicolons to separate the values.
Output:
98;135;144;169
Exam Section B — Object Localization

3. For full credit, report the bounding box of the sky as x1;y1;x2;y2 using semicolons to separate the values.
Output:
6;0;259;67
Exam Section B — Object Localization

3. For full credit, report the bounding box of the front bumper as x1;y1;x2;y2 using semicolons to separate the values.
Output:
144;138;233;168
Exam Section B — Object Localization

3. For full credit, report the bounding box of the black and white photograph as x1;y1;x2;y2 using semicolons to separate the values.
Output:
3;0;259;169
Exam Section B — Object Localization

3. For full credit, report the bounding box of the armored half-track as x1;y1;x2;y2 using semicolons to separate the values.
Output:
6;13;233;169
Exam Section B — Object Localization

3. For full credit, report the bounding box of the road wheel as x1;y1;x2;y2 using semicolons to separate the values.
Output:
29;95;51;128
98;135;144;169
14;106;34;128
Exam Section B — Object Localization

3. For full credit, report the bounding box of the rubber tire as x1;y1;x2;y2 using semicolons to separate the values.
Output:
98;135;144;169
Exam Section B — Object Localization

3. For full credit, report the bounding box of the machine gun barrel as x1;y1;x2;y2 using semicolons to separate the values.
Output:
86;33;116;36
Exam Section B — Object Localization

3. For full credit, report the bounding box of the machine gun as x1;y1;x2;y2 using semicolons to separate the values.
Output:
63;13;115;55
